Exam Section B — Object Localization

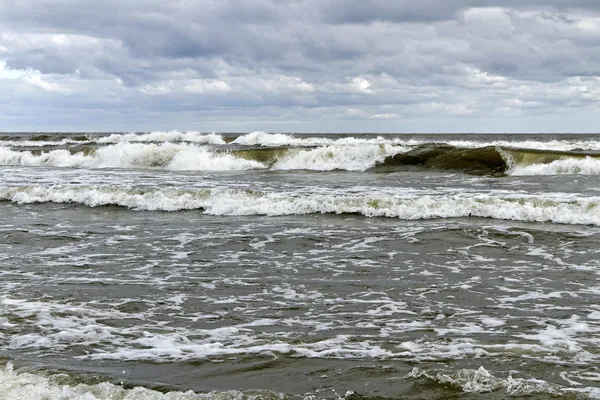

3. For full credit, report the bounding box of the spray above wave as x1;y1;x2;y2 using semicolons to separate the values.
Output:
3;185;600;225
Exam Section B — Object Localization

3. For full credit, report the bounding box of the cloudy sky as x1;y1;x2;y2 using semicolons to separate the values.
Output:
2;1;600;132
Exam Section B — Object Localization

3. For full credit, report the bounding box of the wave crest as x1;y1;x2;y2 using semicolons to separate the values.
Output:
3;185;600;225
97;131;226;144
3;134;600;175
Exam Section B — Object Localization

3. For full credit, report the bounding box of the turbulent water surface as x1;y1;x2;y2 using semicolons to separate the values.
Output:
1;131;600;399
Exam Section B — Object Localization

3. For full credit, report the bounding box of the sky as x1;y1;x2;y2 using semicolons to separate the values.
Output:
1;1;600;133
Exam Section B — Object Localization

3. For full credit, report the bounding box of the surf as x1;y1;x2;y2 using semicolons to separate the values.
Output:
3;185;600;225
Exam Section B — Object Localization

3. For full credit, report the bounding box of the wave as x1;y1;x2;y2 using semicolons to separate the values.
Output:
376;145;506;175
232;132;600;152
0;143;265;171
0;142;406;172
407;366;598;398
375;145;600;176
1;363;596;400
2;132;600;175
430;139;600;152
0;363;286;400
510;156;600;176
231;131;402;147
3;185;600;225
96;131;226;145
271;144;405;171
0;139;93;148
5;131;600;151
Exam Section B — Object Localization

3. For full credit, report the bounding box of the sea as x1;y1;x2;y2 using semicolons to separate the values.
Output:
1;131;600;399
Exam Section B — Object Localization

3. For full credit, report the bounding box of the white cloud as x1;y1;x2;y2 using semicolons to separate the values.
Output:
140;79;231;95
0;60;24;79
262;75;314;93
20;73;65;92
184;79;231;93
371;113;399;119
350;77;372;94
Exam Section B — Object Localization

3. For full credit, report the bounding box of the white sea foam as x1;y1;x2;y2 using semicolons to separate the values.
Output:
0;139;92;147
407;366;563;396
2;185;600;226
0;142;411;172
272;144;406;171
3;132;600;175
0;363;286;400
440;139;600;152
509;157;600;176
231;132;600;152
232;131;302;146
0;143;264;171
97;131;226;144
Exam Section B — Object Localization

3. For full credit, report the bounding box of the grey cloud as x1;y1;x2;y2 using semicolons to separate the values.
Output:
321;0;600;24
2;0;600;132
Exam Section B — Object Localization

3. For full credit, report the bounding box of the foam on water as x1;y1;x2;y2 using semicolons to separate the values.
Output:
272;144;405;171
408;366;564;396
0;138;92;147
3;132;600;175
97;131;226;144
232;132;600;152
0;141;409;172
509;157;600;175
231;131;403;148
2;185;600;225
0;143;264;171
232;131;302;146
0;363;288;400
441;139;600;152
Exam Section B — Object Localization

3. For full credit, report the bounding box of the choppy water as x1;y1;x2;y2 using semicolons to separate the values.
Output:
2;132;600;399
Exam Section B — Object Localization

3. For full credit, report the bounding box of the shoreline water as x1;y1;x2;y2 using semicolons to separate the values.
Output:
1;132;600;399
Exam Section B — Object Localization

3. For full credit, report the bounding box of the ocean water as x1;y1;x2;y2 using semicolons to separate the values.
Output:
1;131;600;399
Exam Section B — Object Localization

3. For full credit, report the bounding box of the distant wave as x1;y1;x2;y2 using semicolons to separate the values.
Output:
6;131;600;151
2;132;600;175
0;143;264;171
2;185;600;225
97;131;226;145
0;142;406;172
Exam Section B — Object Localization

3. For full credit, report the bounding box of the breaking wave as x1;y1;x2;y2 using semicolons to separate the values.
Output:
96;131;227;144
3;185;600;225
232;132;600;152
0;143;264;171
2;132;600;175
407;367;599;398
510;156;600;176
0;142;406;172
